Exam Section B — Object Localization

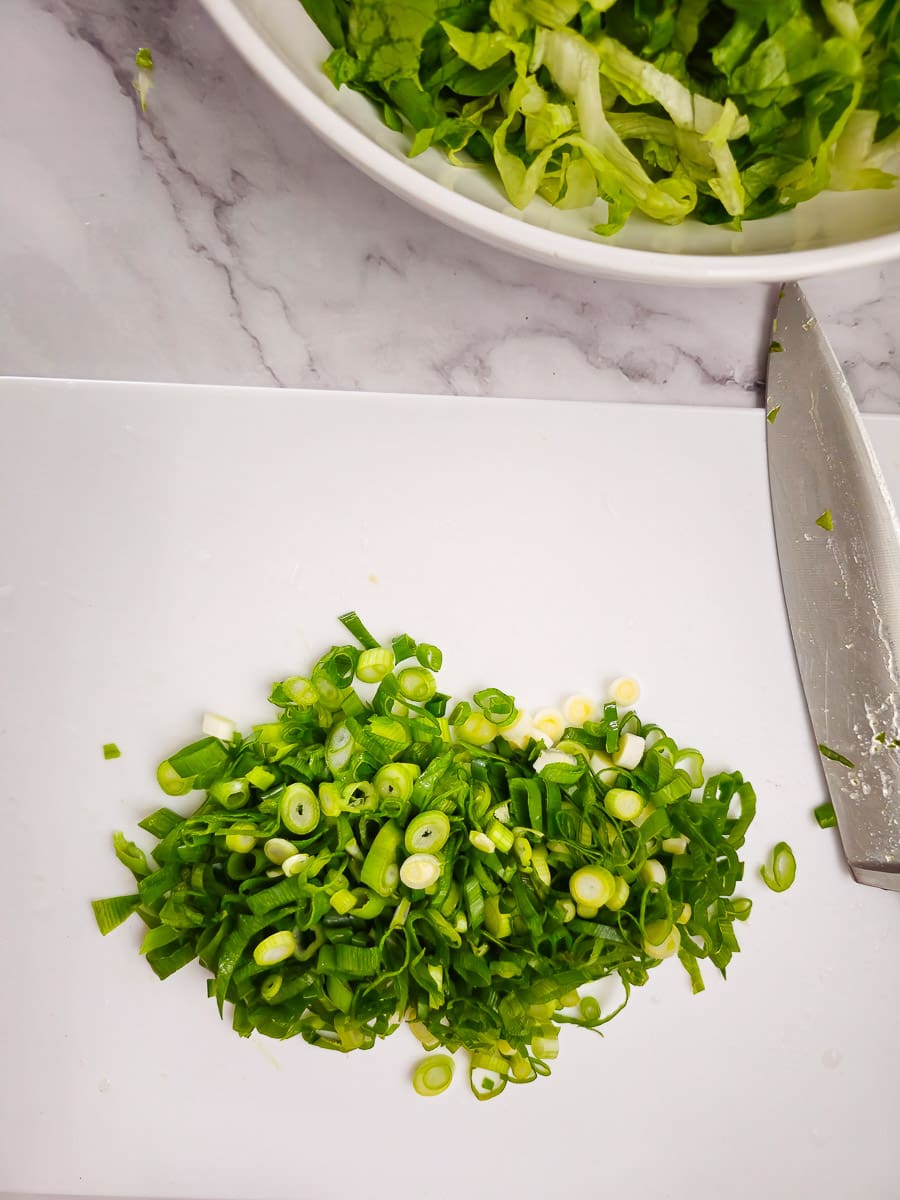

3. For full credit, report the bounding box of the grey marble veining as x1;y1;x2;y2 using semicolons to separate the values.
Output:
1;0;898;408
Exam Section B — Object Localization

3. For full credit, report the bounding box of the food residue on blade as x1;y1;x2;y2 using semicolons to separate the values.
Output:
815;509;834;531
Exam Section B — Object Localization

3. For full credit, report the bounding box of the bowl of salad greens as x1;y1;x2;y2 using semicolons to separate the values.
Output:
202;0;900;282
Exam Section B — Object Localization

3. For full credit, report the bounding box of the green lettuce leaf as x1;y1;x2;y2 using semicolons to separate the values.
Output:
299;0;900;235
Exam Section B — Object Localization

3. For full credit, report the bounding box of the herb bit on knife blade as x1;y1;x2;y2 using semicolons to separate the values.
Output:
94;612;770;1100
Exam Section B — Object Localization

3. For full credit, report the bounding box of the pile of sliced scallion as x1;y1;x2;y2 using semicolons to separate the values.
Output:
93;613;757;1099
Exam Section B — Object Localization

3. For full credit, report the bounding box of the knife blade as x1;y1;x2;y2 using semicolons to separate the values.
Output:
766;282;900;892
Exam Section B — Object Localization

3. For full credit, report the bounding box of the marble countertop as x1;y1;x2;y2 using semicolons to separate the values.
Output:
3;0;898;409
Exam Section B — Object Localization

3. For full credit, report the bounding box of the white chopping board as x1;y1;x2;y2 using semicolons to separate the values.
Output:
2;377;900;1200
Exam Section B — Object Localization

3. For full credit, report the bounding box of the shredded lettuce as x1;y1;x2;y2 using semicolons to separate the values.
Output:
299;0;900;232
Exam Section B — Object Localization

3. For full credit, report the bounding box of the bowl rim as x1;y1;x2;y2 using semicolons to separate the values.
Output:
201;0;900;285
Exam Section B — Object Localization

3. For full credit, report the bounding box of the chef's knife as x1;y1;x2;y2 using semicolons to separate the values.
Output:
766;282;900;892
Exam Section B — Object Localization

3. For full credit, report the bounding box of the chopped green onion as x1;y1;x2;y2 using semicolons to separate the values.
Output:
640;859;667;887
157;737;226;796
473;688;516;725
226;849;263;880
484;894;512;937
448;701;471;727
399;853;441;889
156;760;193;796
815;509;834;531
604;787;643;821
338;610;380;649
391;633;417;663
261;974;283;1002
513;835;532;867
563;694;594;725
91;894;141;935
330;888;358;915
532;1028;559;1059
415;643;443;671
814;801;838;829
341;780;378;813
225;829;256;854
352;889;386;918
770;340;784;354
360;820;402;896
264;837;296;865
134;46;153;112
675;748;704;788
612;732;645;770
319;781;343;817
281;852;310;876
608;677;640;706
767;405;782;424
113;832;149;879
280;676;318;707
818;743;856;769
533;708;565;743
569;865;615;908
469;830;495;854
531;844;551;886
661;835;689;856
102;742;121;760
412;1054;454;1097
325;721;354;774
409;1021;441;1051
94;614;761;1101
534;748;579;779
499;710;533;748
605;876;630;911
470;1051;508;1100
246;765;276;789
209;779;250;810
579;996;601;1023
404;810;450;854
356;647;395;683
280;783;320;835
397;667;437;703
313;669;345;710
253;930;296;966
137;807;183;838
485;818;515;854
509;1054;536;1083
376;762;420;805
590;751;618;785
643;920;681;960
458;713;497;745
760;842;796;892
201;712;235;742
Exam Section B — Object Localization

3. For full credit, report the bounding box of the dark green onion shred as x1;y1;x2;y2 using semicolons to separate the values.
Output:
814;801;837;830
818;743;855;769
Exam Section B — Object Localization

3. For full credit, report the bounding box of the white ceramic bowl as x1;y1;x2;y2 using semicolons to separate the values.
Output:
201;0;900;284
